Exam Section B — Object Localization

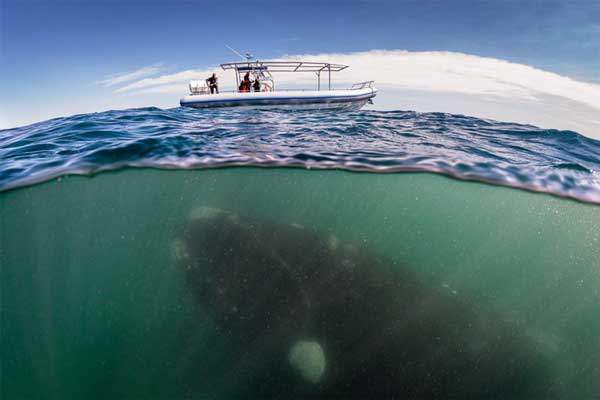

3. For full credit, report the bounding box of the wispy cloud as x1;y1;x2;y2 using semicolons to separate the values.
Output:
112;50;600;112
6;50;599;134
279;50;600;111
114;68;217;93
92;50;600;138
131;84;187;95
96;64;164;87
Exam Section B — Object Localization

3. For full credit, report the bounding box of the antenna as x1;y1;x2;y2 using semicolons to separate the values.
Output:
225;44;254;61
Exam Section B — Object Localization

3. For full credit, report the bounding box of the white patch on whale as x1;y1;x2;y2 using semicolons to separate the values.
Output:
189;206;225;222
189;206;240;226
328;234;339;252
171;238;189;263
288;340;326;384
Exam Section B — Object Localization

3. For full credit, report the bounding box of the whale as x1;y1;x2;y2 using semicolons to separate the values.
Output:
173;207;557;399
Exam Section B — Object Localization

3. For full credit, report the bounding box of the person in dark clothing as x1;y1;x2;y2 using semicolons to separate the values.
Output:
252;77;261;92
206;73;218;94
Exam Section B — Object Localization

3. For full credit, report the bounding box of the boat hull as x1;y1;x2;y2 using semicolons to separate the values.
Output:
180;88;377;111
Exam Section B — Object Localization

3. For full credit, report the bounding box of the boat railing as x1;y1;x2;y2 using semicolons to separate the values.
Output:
188;89;317;95
190;83;375;95
351;81;375;90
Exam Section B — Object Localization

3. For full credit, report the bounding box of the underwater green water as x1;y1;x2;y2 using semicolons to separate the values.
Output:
1;168;599;399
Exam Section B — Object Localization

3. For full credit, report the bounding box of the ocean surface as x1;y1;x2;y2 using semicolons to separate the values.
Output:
1;107;599;399
2;107;600;203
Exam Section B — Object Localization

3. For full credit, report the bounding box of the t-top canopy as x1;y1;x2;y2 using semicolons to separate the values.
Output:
220;60;349;73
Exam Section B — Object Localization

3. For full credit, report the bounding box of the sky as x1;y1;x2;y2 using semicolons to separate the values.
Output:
1;0;599;137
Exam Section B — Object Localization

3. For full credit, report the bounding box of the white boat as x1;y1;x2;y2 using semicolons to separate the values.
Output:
180;61;377;111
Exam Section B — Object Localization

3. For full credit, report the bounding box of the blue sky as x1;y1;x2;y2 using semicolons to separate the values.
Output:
1;0;599;135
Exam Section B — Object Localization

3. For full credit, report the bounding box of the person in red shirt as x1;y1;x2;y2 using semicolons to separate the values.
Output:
239;72;251;92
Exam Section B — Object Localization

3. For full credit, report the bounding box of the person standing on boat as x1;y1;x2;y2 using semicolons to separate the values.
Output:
206;73;218;94
242;72;252;92
252;76;261;92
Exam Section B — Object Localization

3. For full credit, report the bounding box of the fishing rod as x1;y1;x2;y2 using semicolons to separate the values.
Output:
225;44;254;61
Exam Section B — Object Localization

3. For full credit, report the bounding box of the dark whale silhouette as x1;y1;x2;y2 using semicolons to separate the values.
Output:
174;207;557;399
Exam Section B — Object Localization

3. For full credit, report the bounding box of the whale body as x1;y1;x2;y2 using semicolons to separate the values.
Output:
175;207;557;399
